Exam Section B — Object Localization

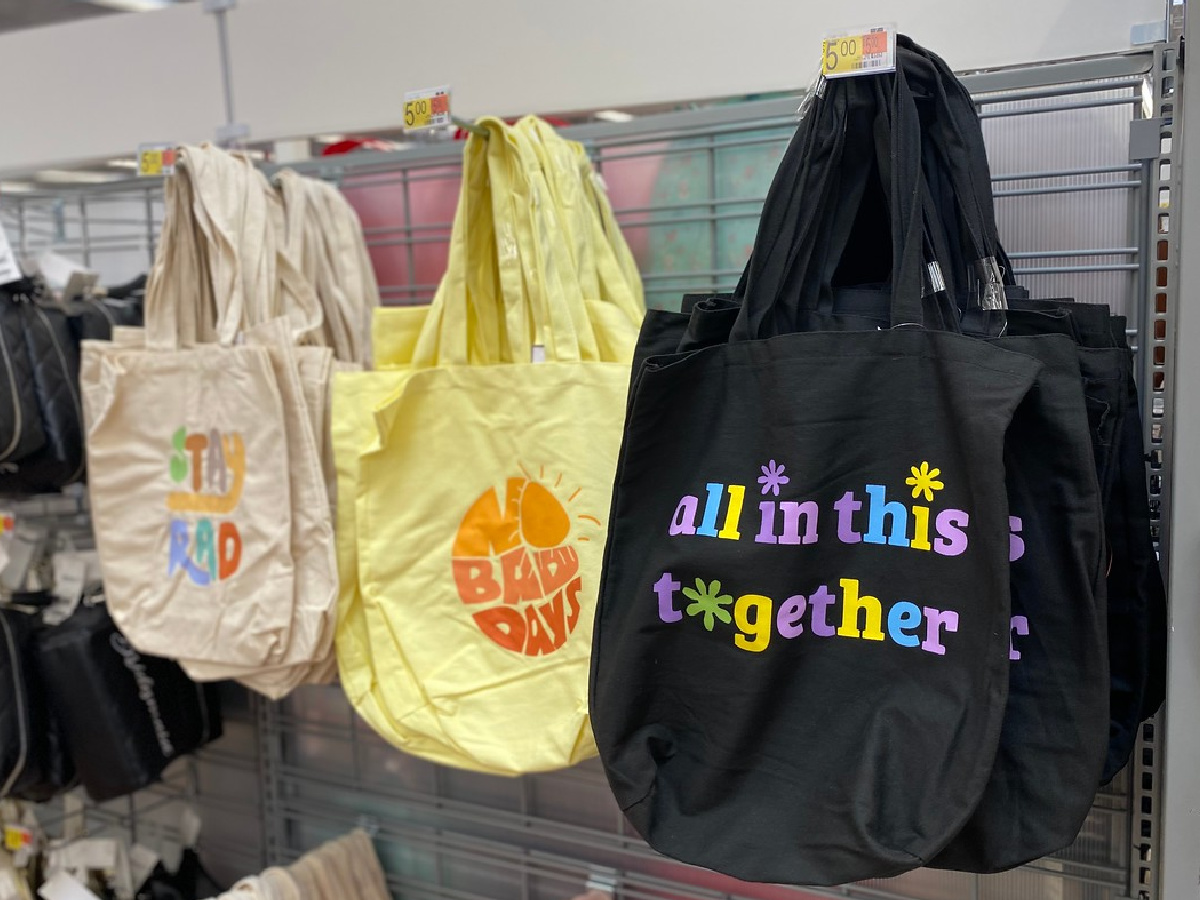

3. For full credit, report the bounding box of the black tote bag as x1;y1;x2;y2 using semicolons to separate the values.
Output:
0;606;75;802
36;602;222;802
591;65;1041;885
649;137;1111;884
890;45;1111;870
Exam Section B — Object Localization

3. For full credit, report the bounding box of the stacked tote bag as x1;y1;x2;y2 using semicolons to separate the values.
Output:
591;38;1113;885
334;116;644;775
81;145;378;699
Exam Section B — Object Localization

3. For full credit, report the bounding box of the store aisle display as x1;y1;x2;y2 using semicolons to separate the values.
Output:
590;36;1160;885
0;48;1159;895
334;116;644;775
80;144;378;700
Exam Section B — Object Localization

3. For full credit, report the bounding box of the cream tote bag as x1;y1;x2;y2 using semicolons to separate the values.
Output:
83;151;299;669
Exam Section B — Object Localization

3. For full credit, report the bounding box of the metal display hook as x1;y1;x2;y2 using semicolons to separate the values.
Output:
203;0;251;147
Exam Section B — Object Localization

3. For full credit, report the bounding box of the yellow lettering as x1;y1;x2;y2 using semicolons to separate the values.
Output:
910;505;932;551
717;484;745;540
166;433;245;514
837;578;885;641
734;594;772;652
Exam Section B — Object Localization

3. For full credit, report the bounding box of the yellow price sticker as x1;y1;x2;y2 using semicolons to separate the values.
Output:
137;144;176;178
3;826;29;852
403;86;452;131
821;26;895;79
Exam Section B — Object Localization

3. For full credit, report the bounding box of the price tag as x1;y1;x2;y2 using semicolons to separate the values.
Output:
821;26;896;79
403;85;452;131
137;144;177;178
3;826;30;853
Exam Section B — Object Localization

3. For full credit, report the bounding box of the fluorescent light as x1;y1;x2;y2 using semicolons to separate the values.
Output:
314;134;347;144
106;158;140;169
35;170;124;184
594;109;634;123
0;182;36;194
89;0;175;11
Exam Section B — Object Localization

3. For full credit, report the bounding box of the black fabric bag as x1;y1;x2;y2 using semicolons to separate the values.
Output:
592;62;1042;885
1;302;86;493
982;296;1165;782
0;606;75;802
136;849;224;900
0;288;48;469
36;602;222;802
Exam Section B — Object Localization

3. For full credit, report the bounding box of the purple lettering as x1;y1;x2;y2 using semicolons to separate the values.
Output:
921;607;959;655
655;572;683;623
809;584;837;637
777;595;807;638
779;500;820;545
1009;615;1030;660
934;509;970;556
1009;515;1025;562
755;501;778;544
669;496;699;536
834;491;863;545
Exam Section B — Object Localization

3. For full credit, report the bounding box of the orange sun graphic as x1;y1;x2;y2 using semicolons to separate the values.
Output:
450;466;599;656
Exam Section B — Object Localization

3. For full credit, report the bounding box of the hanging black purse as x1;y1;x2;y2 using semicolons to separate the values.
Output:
0;606;75;802
36;602;222;802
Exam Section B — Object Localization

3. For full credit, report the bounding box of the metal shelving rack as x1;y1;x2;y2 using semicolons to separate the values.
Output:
0;32;1183;900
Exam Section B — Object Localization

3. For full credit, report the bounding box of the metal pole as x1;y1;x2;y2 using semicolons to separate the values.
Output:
1157;3;1200;896
214;8;235;128
78;197;91;269
203;0;249;145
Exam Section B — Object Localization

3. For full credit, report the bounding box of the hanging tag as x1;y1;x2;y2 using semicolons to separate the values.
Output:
531;345;546;364
128;846;158;892
53;554;87;603
403;85;452;131
3;826;31;854
137;144;177;178
179;806;202;848
821;25;896;79
0;221;22;287
38;872;101;900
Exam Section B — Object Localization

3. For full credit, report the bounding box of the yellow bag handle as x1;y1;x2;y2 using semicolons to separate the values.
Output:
513;117;598;361
410;120;507;368
371;306;429;368
504;120;588;363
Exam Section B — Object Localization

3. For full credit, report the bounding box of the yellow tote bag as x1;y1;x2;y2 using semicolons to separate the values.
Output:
336;117;640;774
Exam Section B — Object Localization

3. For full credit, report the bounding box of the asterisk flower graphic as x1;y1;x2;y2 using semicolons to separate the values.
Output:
906;461;945;502
682;578;733;632
758;459;790;497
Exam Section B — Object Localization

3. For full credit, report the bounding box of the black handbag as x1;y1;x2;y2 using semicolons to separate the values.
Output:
0;281;92;494
36;602;222;802
0;284;48;469
592;60;1041;885
0;606;75;802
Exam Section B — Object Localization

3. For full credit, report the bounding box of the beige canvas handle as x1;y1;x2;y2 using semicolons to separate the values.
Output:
146;145;266;350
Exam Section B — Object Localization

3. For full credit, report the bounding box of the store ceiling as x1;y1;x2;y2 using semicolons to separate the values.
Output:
0;0;192;35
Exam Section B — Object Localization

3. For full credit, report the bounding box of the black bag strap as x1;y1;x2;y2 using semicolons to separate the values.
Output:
901;38;1008;311
731;54;928;339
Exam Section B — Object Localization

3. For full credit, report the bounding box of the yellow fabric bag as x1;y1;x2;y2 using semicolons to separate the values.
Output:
371;306;429;369
335;117;642;774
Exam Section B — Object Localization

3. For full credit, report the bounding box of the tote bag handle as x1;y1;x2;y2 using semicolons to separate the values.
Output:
733;59;927;339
